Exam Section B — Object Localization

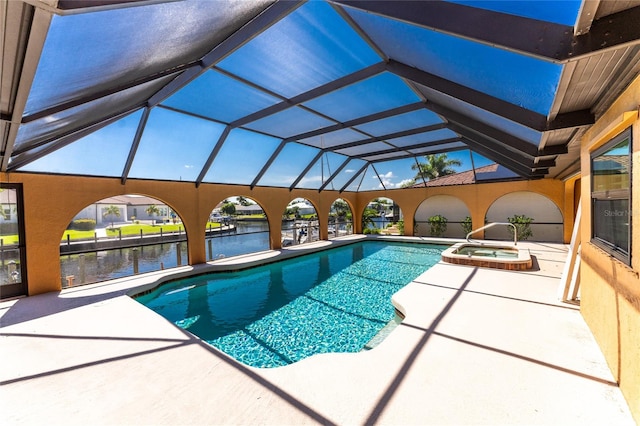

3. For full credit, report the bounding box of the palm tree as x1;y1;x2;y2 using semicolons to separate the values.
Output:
146;204;161;225
411;153;462;181
362;208;378;230
331;199;349;218
236;196;252;206
103;205;120;229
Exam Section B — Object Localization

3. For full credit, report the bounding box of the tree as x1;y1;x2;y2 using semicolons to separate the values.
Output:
411;153;462;181
508;214;534;241
103;205;120;229
461;216;473;236
331;199;349;219
236;196;252;206
362;208;378;230
286;206;300;219
221;202;236;216
146;204;161;224
428;214;448;237
371;198;384;213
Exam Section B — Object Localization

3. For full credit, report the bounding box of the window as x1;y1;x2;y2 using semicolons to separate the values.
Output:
591;128;632;264
0;184;28;299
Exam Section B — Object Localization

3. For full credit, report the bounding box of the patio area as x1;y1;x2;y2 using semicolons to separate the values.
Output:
0;238;634;425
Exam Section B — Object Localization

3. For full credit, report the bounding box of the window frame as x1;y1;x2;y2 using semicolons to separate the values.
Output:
590;127;632;265
0;183;28;299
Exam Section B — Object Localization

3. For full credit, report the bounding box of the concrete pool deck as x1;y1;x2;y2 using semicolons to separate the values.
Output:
0;237;635;425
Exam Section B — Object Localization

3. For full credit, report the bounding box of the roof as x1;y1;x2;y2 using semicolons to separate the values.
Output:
2;0;640;192
413;163;496;187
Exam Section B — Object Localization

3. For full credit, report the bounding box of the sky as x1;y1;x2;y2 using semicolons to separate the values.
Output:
18;0;560;190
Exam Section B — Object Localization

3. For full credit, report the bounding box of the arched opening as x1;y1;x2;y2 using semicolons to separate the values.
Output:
60;194;187;288
485;191;563;242
414;195;471;238
205;196;270;260
282;198;318;246
363;197;404;235
328;198;353;239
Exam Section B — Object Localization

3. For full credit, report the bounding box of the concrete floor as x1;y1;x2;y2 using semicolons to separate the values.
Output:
0;237;635;425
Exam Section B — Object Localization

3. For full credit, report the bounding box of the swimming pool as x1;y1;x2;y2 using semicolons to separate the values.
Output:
136;241;446;368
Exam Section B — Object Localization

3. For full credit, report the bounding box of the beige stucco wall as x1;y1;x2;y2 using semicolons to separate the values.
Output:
579;74;640;424
1;171;571;297
355;179;567;242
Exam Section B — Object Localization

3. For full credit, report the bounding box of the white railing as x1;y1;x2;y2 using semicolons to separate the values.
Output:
466;222;518;245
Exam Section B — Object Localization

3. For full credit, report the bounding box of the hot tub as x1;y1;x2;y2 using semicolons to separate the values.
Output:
442;242;532;270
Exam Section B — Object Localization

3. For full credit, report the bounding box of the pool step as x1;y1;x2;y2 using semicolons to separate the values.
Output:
363;313;403;351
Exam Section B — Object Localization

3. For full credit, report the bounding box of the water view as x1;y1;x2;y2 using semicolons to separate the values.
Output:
61;219;356;288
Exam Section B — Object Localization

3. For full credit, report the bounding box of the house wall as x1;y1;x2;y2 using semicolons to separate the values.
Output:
579;74;640;424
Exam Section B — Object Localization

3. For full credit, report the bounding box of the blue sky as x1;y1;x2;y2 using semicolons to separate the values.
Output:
20;0;545;188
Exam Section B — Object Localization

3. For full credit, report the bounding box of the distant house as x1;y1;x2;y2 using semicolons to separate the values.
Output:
73;195;175;226
234;204;264;216
412;164;518;187
287;200;316;216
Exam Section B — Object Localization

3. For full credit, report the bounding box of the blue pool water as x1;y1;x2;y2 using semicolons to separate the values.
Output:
136;241;446;368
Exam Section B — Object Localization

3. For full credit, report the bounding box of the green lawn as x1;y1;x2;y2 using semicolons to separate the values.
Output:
106;223;189;237
5;222;226;244
59;222;222;241
61;229;97;241
0;235;20;245
107;222;222;237
235;214;266;219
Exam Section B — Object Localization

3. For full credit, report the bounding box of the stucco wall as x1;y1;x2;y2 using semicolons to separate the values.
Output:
355;178;567;242
2;172;570;298
580;74;640;423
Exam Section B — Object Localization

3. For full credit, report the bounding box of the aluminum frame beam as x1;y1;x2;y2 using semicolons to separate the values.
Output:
355;137;461;160
1;7;51;171
366;145;468;164
421;101;542;158
321;123;448;152
7;107;138;171
284;102;425;142
318;157;352;192
391;61;594;132
121;106;150;184
195;125;231;188
289;150;325;191
230;62;386;128
148;1;303;107
335;1;640;63
339;162;368;193
249;140;286;189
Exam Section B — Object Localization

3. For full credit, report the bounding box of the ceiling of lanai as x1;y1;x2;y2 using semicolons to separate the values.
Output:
2;0;640;192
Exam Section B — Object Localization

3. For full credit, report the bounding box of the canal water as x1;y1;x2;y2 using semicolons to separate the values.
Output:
60;219;360;288
60;221;268;288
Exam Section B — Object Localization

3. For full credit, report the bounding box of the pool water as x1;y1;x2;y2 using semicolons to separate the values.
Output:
455;246;519;258
136;241;446;368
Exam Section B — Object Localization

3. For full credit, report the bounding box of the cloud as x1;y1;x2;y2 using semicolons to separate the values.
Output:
375;171;399;188
184;164;194;169
298;175;323;186
345;169;355;173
